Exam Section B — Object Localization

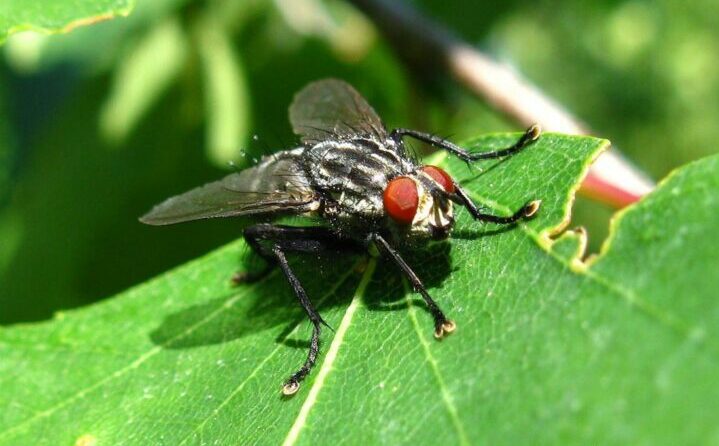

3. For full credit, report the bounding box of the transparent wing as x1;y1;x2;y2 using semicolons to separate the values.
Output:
289;79;387;145
140;151;316;225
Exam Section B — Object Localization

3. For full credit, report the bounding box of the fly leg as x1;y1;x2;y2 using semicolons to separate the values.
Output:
391;125;542;221
453;185;541;224
231;227;273;284
233;224;345;284
390;124;540;161
273;246;323;396
242;224;357;395
371;233;456;339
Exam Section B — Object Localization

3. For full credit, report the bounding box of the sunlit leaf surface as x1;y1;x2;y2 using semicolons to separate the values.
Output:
1;134;716;444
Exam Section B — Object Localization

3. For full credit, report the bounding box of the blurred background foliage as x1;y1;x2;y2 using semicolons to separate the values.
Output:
1;0;717;323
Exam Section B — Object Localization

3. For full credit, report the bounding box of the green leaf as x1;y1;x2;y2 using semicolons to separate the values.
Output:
99;17;187;145
1;133;717;445
194;12;251;168
0;0;134;43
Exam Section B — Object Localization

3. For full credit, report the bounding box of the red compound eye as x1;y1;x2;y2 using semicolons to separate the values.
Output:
383;177;419;225
421;165;455;193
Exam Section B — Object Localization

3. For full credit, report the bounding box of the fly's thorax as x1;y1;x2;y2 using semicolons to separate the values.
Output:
304;137;411;222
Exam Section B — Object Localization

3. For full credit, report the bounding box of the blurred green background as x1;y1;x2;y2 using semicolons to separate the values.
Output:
1;0;717;323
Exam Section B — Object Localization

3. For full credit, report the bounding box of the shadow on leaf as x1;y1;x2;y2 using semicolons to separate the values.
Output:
150;250;358;349
150;240;455;350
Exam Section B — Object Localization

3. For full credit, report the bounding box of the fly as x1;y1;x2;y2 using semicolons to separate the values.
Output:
140;79;542;396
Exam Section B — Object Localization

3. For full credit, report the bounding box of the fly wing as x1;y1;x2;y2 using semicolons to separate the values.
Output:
140;150;317;225
289;79;387;145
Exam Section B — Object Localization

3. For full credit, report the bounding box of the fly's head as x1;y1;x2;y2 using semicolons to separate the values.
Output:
382;165;457;240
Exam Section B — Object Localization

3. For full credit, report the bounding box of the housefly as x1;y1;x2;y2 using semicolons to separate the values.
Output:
140;79;541;396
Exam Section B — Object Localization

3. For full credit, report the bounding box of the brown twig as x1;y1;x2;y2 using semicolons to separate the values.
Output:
349;0;654;208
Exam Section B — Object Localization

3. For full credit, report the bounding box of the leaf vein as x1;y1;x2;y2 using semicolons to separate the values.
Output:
282;259;377;446
404;283;471;446
0;274;272;441
177;265;361;444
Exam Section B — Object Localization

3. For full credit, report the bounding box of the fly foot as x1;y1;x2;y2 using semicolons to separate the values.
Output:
522;200;542;219
433;319;457;340
282;379;300;397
